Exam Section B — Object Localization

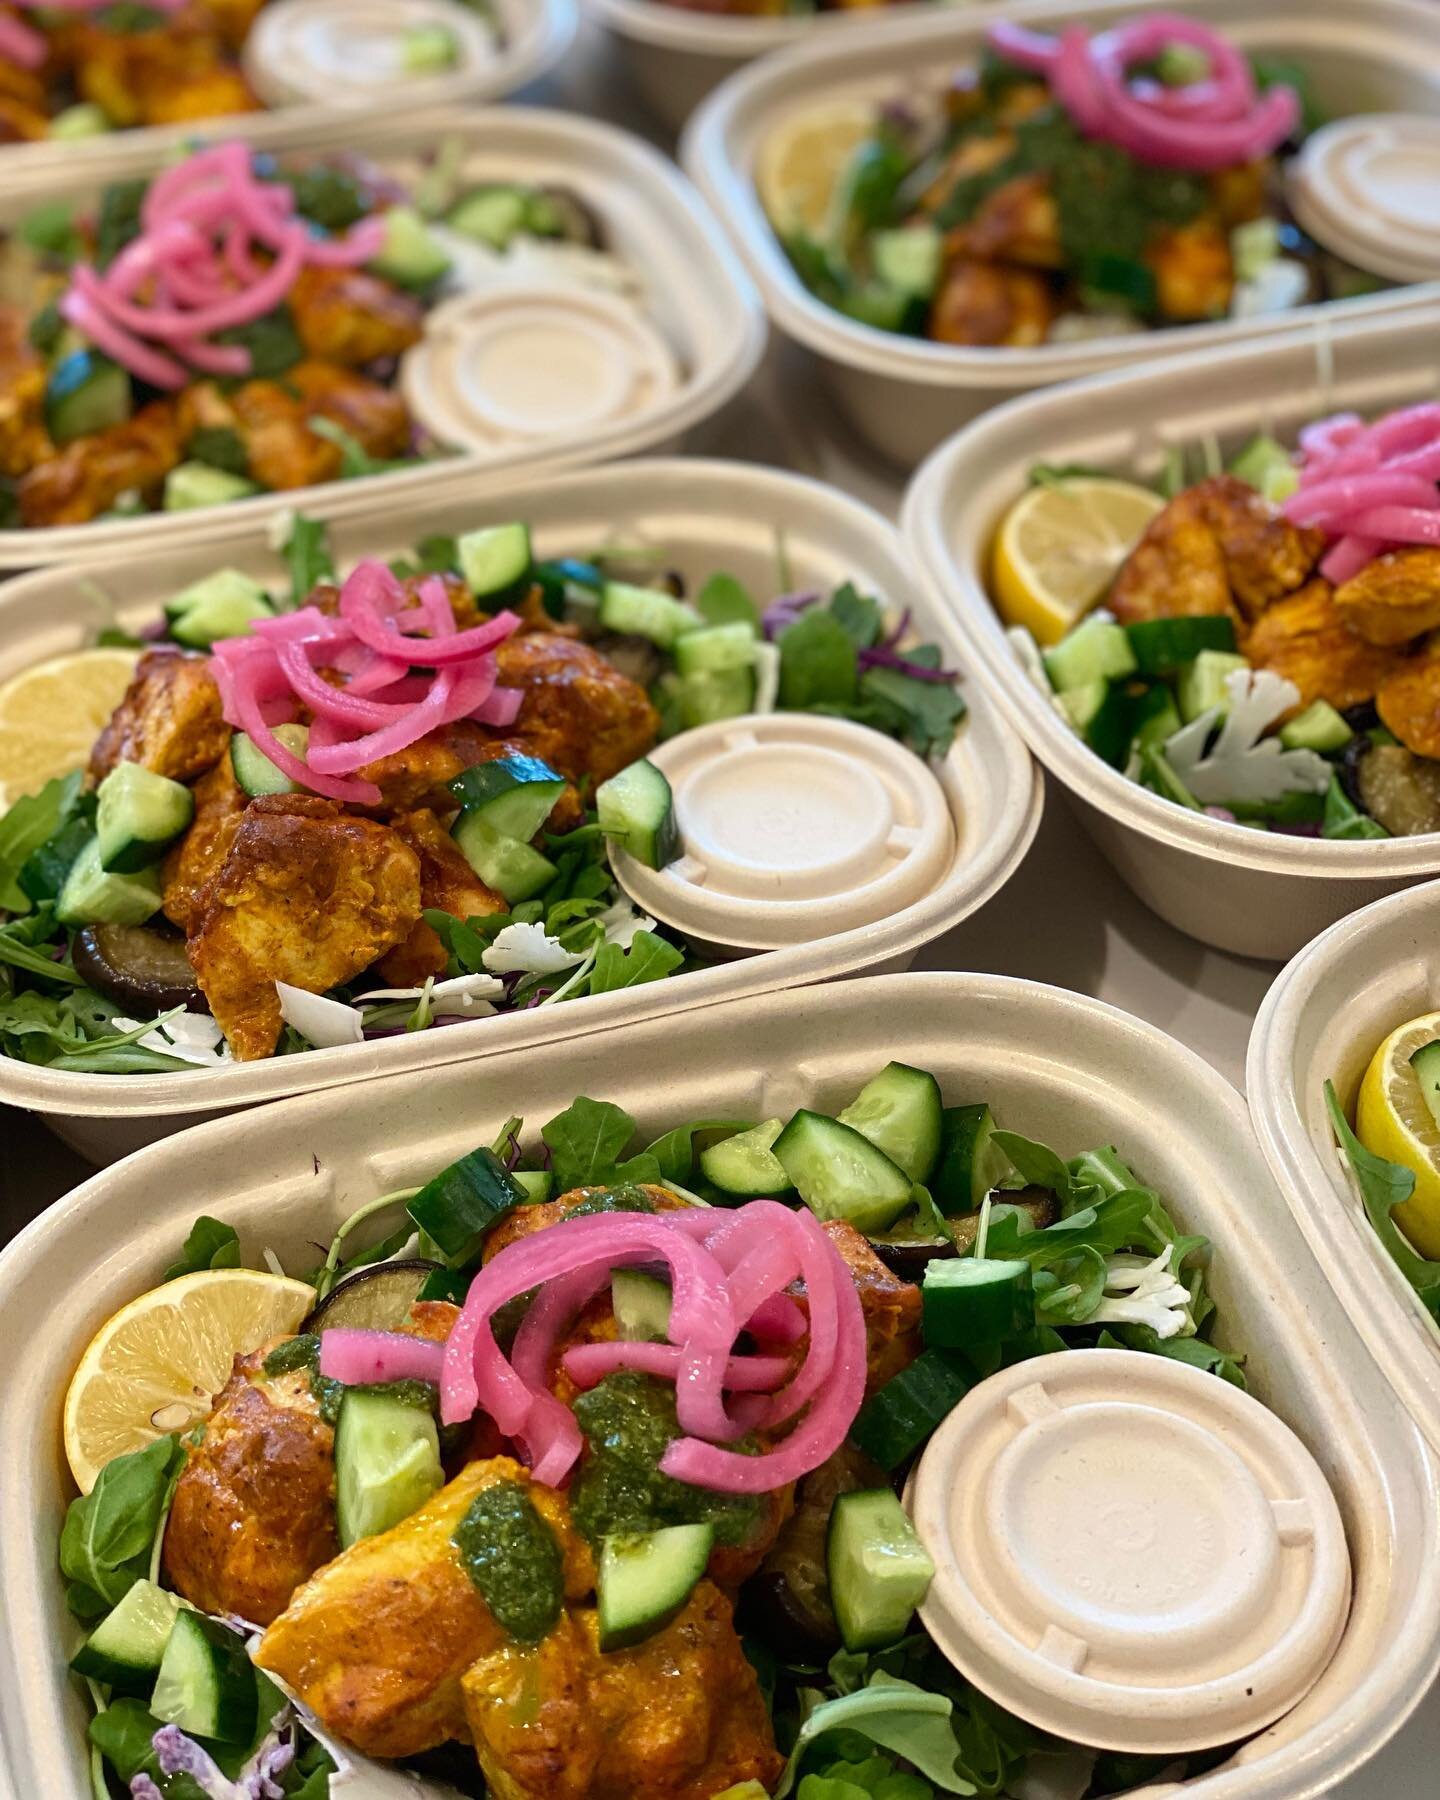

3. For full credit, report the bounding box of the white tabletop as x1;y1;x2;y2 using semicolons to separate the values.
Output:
0;20;1436;1794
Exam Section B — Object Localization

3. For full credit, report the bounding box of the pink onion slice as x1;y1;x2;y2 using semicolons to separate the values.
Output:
318;1328;446;1386
563;1341;793;1392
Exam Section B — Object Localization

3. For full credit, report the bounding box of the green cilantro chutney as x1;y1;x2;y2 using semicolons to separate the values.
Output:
562;1185;656;1220
262;1335;440;1431
570;1372;761;1552
452;1481;564;1643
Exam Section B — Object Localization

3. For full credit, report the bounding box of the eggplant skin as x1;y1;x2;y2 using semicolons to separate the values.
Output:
72;922;203;1012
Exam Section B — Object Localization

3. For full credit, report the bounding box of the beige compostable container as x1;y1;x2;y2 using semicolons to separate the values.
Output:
902;304;1440;961
0;973;1437;1798
0;458;1039;1165
1248;877;1440;1461
681;0;1440;468
0;107;764;569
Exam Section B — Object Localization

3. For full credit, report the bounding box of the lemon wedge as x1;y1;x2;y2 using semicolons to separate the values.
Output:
1356;1010;1440;1259
0;647;140;812
63;1268;314;1493
757;99;876;239
991;478;1164;647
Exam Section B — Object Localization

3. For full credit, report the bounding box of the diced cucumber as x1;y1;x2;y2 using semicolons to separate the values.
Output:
512;1169;554;1204
1279;699;1352;754
151;1612;257;1745
1177;649;1249;723
598;581;702;649
452;812;557;903
96;763;194;873
450;754;565;841
1133;688;1182;753
44;349;131;446
598;1523;714;1651
699;1118;791;1198
166;568;274;648
48;103;109;141
674;622;757;677
848;1348;971;1471
870;224;942;299
1125;614;1237;676
596;757;679;871
1043;617;1137;694
1141;747;1202;810
1058;679;1108;734
612;1269;673;1342
680;666;754;728
922;1258;1034;1350
56;838;162;927
773;1110;914;1236
1229;433;1297;501
371;204;453;289
232;723;309;797
70;1578;187;1693
447;184;531;249
827;1489;935;1653
931;1104;1009;1214
407;1145;526;1262
837;1062;943;1184
1412;1041;1440;1135
401;21;458;70
334;1385;444;1548
457;522;532;598
164;462;259;512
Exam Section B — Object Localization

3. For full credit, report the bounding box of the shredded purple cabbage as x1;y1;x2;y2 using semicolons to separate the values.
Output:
1202;805;1237;822
1274;821;1324;837
139;618;170;642
760;590;821;640
856;644;955;684
523;988;550;1009
151;1723;294;1800
503;1130;522;1171
131;1777;164;1800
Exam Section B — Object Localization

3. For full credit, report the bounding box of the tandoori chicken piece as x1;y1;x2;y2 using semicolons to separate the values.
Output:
288;359;411;461
88;649;231;788
809;1219;923;1394
289;266;426;367
164;1303;460;1627
0;92;50;143
462;1583;783;1800
930;257;1056;347
376;807;507;986
493;632;661;786
187;794;422;1059
160;751;247;934
362;719;505;815
482;1185;690;1263
1378;638;1440;760
1145;219;1233;322
1243;579;1405;714
70;13;253;126
197;0;268;49
180;363;408;493
946;173;1063;269
256;1457;594;1759
18;398;182;527
1333;548;1440;648
0;308;51;480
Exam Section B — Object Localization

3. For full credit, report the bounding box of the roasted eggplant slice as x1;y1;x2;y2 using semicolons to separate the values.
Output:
302;1259;443;1332
71;922;202;1012
1356;743;1440;837
949;1186;1057;1252
870;1235;955;1283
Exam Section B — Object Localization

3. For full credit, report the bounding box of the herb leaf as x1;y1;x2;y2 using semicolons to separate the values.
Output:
163;1216;241;1282
588;930;684;996
541;1096;642;1192
60;1435;185;1619
1325;1079;1440;1317
0;771;83;913
279;512;336;610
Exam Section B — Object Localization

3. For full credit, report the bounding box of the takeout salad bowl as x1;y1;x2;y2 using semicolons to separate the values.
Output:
0;106;764;569
681;0;1440;468
3;971;1439;1799
1248;877;1440;1462
0;0;577;178
0;457;1040;1166
903;305;1440;961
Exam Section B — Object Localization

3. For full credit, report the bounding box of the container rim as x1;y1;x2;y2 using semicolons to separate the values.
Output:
585;0;932;58
901;302;1440;879
680;0;1440;389
0;455;1041;1121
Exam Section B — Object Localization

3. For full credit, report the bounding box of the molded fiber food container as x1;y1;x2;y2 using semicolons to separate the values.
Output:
681;0;1440;467
0;106;765;570
0;0;577;179
2;972;1439;1798
902;305;1440;960
0;457;1040;1165
1248;878;1440;1461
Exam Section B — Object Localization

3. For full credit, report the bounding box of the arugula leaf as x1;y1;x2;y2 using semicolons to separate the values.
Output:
1325;1079;1440;1317
828;583;883;649
696;572;760;631
642;1119;750;1184
280;512;336;609
60;1435;185;1619
541;1096;639;1192
588;929;684;995
185;425;250;479
1099;1325;1247;1389
987;1130;1073;1206
18;799;95;905
1322;772;1388;841
308;416;415;480
779;611;859;710
91;1698;211;1800
857;667;966;760
163;1216;241;1281
776;1677;977;1797
0;771;83;913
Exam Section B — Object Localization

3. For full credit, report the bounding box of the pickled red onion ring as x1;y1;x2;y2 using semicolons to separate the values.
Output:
1285;402;1440;581
0;12;45;63
318;1328;445;1386
563;1341;793;1392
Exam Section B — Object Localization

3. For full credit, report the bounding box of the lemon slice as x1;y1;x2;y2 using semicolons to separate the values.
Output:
1356;1010;1440;1259
0;647;140;813
757;99;876;239
63;1268;314;1493
991;478;1165;648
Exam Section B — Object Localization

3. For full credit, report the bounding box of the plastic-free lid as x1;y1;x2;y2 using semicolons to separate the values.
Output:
609;711;954;953
908;1349;1350;1754
242;0;499;106
402;286;681;459
1290;115;1440;284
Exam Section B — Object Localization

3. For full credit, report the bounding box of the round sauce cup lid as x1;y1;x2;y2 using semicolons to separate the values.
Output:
908;1348;1350;1755
609;712;954;953
1290;115;1440;284
243;0;499;106
402;285;681;459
